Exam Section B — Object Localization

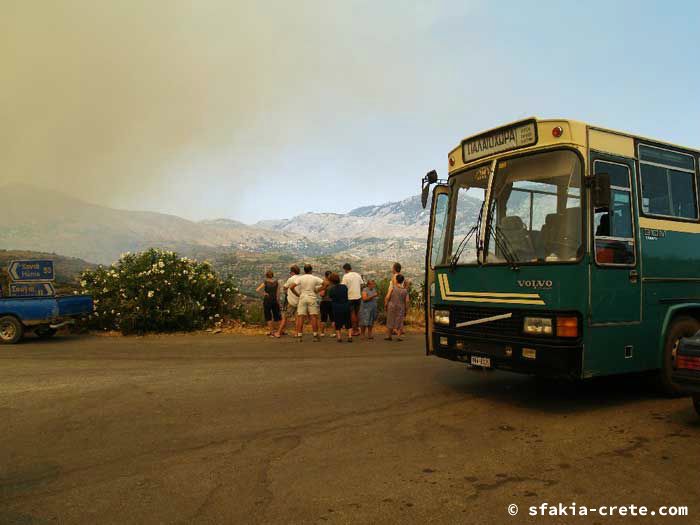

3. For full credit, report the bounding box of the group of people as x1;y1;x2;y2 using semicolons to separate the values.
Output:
256;262;411;343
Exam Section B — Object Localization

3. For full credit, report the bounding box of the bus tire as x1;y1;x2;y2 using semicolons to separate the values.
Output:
694;396;700;416
0;316;24;345
658;315;700;396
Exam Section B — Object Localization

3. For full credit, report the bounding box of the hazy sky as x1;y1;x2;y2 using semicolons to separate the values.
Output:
2;1;699;223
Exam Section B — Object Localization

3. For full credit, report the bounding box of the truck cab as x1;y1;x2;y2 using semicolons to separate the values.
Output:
0;295;93;344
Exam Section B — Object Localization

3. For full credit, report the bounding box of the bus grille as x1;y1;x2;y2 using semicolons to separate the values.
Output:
451;306;523;337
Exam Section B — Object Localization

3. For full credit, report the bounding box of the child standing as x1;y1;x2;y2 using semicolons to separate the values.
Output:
328;272;352;343
359;279;378;340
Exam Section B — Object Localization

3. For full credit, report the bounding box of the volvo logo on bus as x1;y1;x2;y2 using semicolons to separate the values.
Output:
517;279;553;290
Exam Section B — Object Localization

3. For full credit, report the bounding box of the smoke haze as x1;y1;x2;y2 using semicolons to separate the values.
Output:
2;1;698;222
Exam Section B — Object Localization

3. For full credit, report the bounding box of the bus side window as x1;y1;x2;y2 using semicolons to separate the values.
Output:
639;144;698;219
593;161;635;266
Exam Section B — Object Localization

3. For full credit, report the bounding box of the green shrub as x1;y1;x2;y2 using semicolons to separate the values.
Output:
80;249;243;334
374;278;390;314
244;301;266;325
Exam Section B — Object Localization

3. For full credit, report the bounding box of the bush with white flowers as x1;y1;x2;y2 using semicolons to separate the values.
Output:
79;249;243;334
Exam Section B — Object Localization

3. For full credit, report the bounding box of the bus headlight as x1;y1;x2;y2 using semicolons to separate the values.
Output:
434;309;450;326
523;317;553;336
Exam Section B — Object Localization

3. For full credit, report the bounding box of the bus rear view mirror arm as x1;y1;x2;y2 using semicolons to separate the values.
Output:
591;172;611;209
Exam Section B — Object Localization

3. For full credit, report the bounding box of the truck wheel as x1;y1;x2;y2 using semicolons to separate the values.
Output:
35;327;57;339
658;316;700;396
694;396;700;416
0;316;24;344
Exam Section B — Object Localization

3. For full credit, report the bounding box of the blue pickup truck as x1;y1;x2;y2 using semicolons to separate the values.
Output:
673;333;700;416
0;295;93;344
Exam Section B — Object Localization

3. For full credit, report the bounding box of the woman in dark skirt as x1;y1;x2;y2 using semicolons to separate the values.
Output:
256;270;281;336
328;272;352;343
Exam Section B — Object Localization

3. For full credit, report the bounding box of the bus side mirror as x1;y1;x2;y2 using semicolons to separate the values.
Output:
421;170;439;209
592;173;611;209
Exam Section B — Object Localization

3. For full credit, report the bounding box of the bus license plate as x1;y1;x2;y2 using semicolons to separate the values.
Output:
471;355;491;368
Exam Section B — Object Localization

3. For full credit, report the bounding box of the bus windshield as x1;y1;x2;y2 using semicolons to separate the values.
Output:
485;150;582;264
448;164;490;265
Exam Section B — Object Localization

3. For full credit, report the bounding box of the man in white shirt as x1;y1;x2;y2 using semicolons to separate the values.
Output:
289;264;324;342
341;263;364;336
275;265;301;337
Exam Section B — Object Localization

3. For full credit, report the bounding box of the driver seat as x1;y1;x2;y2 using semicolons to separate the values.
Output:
498;216;535;261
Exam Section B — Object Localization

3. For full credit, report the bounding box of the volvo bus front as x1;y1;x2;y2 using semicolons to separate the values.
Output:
424;119;596;379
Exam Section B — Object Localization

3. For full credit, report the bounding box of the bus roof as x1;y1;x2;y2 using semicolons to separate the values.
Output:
448;117;699;174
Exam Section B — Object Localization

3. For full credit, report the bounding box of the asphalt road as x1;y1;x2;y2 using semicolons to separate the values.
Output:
1;333;699;525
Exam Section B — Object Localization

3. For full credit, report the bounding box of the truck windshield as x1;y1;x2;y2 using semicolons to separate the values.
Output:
485;150;582;264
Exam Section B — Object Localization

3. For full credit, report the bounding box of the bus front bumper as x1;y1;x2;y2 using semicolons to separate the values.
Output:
432;331;583;379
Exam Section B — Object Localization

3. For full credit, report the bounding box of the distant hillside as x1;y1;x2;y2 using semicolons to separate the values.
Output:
201;249;424;296
0;184;483;276
0;184;301;264
254;195;434;240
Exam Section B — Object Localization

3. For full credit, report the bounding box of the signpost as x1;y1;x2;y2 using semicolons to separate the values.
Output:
8;260;55;282
9;282;56;297
6;260;56;297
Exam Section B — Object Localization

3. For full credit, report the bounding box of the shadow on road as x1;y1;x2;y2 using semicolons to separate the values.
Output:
435;366;667;415
27;333;86;344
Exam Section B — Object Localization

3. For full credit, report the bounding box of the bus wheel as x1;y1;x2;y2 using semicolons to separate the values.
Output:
658;316;700;396
694;396;700;416
0;316;24;344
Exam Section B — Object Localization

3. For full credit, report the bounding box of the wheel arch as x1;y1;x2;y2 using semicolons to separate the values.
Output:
0;313;24;323
659;304;700;359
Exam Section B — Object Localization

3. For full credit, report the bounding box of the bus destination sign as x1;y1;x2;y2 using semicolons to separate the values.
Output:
462;121;537;163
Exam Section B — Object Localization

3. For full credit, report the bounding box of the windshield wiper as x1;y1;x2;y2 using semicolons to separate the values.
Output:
483;203;519;270
449;202;484;271
488;222;519;270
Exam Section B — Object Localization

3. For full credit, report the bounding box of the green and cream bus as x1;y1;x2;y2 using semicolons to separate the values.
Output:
422;118;700;393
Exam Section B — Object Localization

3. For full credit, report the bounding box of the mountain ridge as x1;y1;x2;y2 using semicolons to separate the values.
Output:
0;184;446;265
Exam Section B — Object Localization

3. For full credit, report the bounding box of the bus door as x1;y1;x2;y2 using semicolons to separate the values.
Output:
425;185;450;355
589;153;641;325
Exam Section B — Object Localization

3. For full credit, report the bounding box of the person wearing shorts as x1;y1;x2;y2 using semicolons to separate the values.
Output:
284;301;297;320
275;265;301;337
289;264;323;342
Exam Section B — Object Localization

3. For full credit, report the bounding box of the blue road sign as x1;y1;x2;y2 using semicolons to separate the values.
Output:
9;282;56;297
8;260;55;282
